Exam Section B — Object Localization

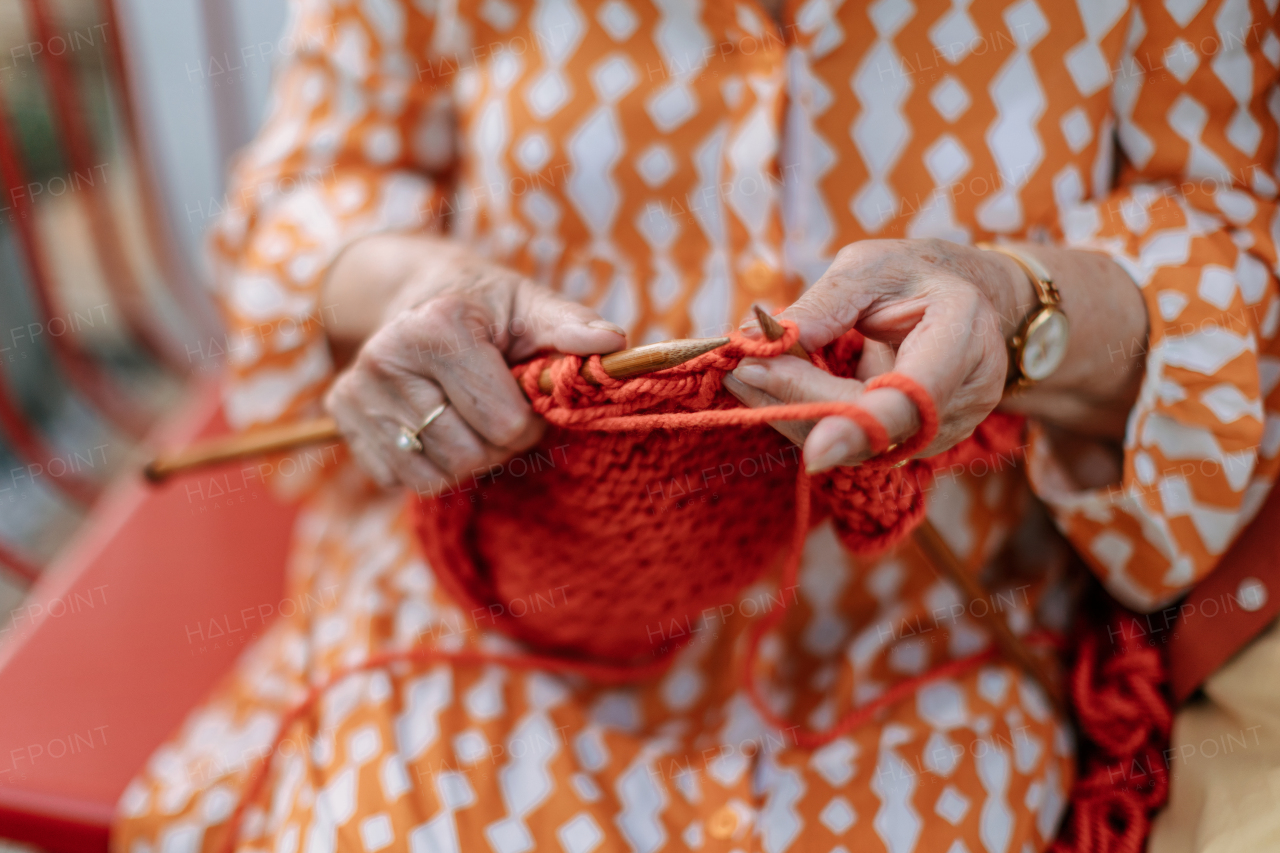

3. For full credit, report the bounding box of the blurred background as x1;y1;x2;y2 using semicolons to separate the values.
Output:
0;0;287;626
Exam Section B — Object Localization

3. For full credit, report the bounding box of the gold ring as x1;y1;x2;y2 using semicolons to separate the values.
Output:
395;402;448;454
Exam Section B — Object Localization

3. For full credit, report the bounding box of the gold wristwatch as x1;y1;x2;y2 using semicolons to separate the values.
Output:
977;242;1070;393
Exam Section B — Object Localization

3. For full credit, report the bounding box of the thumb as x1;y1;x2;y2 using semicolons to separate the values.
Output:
508;282;627;360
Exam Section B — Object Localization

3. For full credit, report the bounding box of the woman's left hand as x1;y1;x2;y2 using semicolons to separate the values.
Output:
728;238;1032;472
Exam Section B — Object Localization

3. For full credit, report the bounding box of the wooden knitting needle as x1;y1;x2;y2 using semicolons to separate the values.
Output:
535;336;729;393
720;306;814;446
752;304;810;360
742;304;1063;707
911;520;1063;708
144;336;729;482
144;415;344;483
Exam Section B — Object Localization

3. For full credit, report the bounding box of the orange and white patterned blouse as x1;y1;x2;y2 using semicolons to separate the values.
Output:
114;0;1280;852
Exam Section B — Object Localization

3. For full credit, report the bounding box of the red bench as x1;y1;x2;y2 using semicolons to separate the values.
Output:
0;386;295;852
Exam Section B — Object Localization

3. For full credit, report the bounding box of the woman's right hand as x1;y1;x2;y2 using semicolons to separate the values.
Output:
323;237;626;494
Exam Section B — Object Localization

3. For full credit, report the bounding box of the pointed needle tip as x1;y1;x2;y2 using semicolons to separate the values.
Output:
751;304;807;358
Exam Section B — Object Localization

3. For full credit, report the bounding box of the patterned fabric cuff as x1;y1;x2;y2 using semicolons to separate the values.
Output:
1026;185;1274;610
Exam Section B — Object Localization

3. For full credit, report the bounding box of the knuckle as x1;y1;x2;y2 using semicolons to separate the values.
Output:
417;292;470;319
419;293;489;334
487;414;530;448
916;237;947;257
978;371;1004;410
799;289;847;324
324;378;365;423
358;330;413;377
408;308;458;349
404;461;445;496
452;452;490;480
323;378;350;410
832;243;861;266
772;367;805;402
431;443;487;480
349;439;395;488
503;417;545;454
835;239;895;265
831;242;874;273
408;294;497;366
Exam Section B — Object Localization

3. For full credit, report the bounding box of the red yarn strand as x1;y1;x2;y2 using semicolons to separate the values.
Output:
738;469;999;750
217;326;1082;853
865;373;940;461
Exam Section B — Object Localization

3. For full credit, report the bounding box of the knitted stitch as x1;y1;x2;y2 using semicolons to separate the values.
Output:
415;321;1025;667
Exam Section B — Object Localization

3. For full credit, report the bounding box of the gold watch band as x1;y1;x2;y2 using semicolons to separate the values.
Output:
977;242;1061;308
975;242;1065;392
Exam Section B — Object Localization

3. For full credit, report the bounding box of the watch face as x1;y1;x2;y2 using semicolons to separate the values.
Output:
1020;309;1069;381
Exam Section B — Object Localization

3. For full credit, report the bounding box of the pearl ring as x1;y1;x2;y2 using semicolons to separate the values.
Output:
396;403;448;454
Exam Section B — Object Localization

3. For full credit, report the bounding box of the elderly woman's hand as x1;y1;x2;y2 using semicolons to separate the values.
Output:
727;238;1147;473
323;235;625;493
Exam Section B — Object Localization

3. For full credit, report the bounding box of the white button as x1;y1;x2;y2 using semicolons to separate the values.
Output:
1237;577;1268;612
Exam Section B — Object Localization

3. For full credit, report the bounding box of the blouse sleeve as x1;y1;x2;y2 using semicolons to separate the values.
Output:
207;0;456;437
1027;0;1280;611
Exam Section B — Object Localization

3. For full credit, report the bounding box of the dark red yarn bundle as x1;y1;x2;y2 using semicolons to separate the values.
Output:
1052;602;1173;853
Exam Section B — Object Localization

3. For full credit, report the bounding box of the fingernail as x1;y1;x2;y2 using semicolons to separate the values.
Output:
587;320;626;335
733;363;768;386
739;320;763;338
806;439;850;474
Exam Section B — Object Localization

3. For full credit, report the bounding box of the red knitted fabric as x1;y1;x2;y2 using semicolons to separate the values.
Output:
221;325;1176;853
414;321;1025;666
